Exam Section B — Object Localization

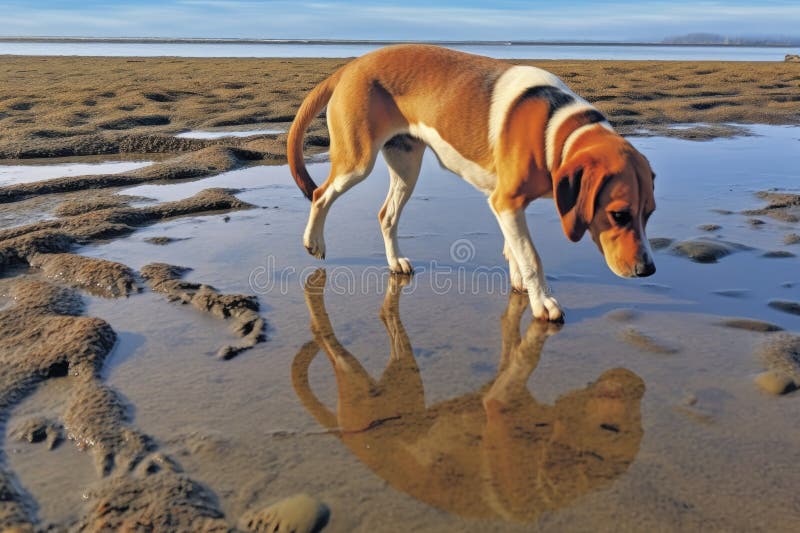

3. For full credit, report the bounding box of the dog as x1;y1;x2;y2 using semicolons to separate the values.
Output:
288;44;656;321
293;270;645;521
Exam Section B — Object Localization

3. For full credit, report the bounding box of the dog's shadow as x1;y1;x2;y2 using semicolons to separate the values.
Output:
292;270;645;522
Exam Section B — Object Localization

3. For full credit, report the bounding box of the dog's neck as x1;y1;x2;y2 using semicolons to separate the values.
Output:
547;111;611;175
558;124;627;173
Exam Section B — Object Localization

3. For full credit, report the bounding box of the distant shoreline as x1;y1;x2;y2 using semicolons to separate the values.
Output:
0;36;797;48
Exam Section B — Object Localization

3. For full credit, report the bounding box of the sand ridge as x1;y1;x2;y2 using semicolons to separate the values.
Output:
1;55;799;164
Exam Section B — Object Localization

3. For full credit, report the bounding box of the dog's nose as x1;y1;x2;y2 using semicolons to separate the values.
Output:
634;261;656;277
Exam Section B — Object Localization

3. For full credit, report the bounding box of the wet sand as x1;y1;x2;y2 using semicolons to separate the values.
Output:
1;54;800;531
2;55;800;163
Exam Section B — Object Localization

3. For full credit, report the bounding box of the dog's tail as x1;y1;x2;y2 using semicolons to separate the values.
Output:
287;67;344;201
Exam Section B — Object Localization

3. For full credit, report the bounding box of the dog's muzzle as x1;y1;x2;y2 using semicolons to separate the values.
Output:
633;261;656;277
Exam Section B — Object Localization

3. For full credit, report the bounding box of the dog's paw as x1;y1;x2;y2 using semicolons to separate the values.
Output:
303;236;326;260
389;257;414;275
531;294;564;323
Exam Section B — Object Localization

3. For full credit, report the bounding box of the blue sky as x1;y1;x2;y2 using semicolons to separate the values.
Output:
1;1;798;41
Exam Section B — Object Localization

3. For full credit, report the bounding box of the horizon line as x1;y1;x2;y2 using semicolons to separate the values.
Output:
1;36;799;47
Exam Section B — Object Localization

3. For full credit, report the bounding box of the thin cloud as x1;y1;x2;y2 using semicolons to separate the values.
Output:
1;1;799;40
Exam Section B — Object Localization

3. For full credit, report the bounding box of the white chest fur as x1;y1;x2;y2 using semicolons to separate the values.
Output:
408;122;497;194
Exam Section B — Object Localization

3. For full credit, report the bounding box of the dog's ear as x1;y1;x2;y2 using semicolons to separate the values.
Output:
555;166;588;242
555;165;610;242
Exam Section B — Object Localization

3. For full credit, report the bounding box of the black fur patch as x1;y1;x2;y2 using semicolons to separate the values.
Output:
384;134;417;152
520;86;575;117
556;167;583;216
573;109;608;127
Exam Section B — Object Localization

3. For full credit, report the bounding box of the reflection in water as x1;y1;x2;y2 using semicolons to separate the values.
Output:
292;270;645;522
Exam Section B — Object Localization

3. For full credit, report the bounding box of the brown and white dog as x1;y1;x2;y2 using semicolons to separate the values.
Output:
288;44;656;321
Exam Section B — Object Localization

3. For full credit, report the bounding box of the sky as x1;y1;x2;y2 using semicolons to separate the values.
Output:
1;0;799;42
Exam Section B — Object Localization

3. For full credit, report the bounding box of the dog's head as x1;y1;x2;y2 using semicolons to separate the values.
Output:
553;131;656;278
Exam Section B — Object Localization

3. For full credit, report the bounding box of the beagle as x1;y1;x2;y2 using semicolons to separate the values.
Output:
288;44;656;321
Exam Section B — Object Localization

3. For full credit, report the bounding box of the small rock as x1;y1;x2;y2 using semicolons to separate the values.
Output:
768;300;800;316
718;318;783;332
754;371;796;395
762;250;796;258
784;233;800;245
786;54;800;62
144;236;187;245
747;218;765;226
648;237;674;250
671;239;737;263
239;493;330;533
712;289;750;298
698;224;721;232
757;333;800;382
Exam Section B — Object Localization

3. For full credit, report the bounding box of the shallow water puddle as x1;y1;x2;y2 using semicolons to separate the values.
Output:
0;157;152;186
175;129;284;139
7;125;800;531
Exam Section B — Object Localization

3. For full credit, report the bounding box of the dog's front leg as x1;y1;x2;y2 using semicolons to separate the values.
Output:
503;242;525;293
490;200;563;322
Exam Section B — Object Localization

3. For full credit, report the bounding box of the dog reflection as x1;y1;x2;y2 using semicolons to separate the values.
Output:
292;270;644;522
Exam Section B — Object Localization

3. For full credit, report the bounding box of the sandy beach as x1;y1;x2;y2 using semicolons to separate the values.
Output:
1;53;799;531
2;55;800;160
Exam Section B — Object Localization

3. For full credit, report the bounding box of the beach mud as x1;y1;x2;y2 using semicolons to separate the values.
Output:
743;191;800;223
0;146;261;203
28;253;137;297
0;54;799;532
1;187;252;272
0;270;312;531
1;55;800;168
140;262;266;358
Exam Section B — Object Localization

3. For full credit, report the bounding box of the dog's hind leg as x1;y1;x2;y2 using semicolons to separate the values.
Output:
303;167;369;259
303;80;404;260
379;136;425;274
302;136;378;260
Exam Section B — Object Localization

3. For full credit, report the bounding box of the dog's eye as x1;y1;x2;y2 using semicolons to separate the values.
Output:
610;210;632;226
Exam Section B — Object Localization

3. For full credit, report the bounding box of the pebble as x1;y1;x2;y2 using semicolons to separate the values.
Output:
712;289;750;298
754;371;796;395
768;300;800;316
698;224;721;232
718;318;783;332
762;250;796;258
648;237;674;250
784;233;800;245
671;239;733;263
